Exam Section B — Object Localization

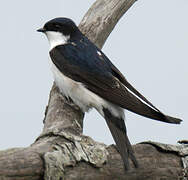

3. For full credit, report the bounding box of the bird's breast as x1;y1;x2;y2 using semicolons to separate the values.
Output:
50;61;94;112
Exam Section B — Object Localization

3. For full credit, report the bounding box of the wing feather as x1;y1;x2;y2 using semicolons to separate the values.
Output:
50;43;182;124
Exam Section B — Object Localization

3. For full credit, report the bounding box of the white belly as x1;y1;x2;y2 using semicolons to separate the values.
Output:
51;62;124;119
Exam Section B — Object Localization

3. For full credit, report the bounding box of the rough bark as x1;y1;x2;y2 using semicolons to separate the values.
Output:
0;0;187;179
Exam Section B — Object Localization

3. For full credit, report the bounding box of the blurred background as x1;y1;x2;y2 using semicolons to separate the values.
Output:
0;0;187;149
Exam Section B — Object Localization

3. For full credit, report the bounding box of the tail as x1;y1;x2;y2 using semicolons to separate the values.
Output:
103;108;138;170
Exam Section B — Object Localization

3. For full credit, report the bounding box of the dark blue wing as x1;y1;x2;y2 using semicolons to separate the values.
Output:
50;39;182;124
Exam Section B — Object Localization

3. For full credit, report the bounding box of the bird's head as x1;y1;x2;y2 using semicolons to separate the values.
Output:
37;17;79;50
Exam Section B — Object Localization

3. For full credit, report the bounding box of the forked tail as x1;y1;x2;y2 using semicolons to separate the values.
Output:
103;108;138;170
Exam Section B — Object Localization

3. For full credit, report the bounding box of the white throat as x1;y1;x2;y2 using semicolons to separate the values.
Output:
45;31;70;50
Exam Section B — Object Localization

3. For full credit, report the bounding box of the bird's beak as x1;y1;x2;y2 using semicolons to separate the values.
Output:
37;28;46;33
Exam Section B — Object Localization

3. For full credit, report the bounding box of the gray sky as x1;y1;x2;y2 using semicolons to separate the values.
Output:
0;0;187;150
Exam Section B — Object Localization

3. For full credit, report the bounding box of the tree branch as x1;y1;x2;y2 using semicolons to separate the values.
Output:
0;0;186;179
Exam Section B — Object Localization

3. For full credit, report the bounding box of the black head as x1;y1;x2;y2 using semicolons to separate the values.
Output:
37;17;79;36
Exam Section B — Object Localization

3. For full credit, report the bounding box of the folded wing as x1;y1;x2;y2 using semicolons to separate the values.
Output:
50;43;182;124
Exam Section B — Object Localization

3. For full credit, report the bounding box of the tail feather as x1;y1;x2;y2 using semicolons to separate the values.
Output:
103;108;138;170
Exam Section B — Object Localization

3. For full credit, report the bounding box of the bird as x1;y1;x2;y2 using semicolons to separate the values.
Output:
37;17;182;170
